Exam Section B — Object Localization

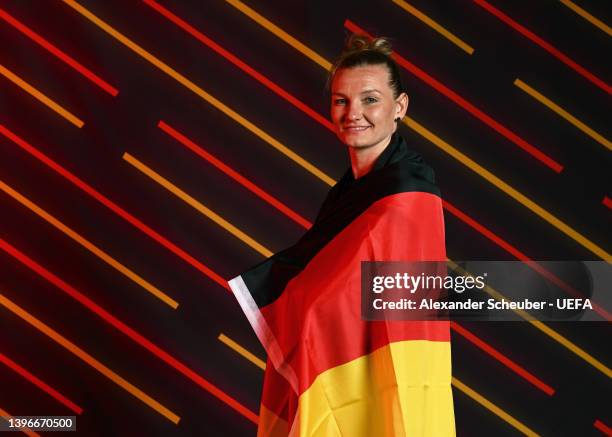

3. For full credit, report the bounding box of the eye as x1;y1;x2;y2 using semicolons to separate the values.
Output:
333;98;346;105
364;97;378;104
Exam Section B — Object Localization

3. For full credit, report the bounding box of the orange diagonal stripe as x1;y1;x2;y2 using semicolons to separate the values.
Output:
158;121;312;228
0;123;227;290
515;79;611;151
61;0;333;185
0;7;118;96
392;0;474;54
405;117;611;261
448;259;612;378
219;334;540;436
123;152;273;257
215;0;612;377
223;0;610;261
0;237;256;424
0;293;180;424
0;406;40;437
452;377;539;436
219;195;555;392
218;333;266;370
0;178;178;308
0;63;83;127
558;0;612;37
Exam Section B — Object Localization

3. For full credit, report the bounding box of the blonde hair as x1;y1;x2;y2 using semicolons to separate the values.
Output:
327;34;405;98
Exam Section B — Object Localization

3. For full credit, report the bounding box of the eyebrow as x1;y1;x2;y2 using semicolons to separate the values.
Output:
332;89;382;96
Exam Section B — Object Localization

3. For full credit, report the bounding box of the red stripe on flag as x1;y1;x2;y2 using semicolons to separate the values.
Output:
259;192;449;394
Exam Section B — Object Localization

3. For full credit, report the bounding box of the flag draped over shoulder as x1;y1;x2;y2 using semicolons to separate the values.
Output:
229;132;455;436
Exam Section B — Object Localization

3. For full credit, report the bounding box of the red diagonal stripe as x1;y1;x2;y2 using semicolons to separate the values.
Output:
0;7;118;96
0;237;257;424
473;0;612;95
142;0;334;131
595;419;612;436
158;120;312;229
443;200;528;260
450;323;555;395
443;200;612;322
344;19;564;173
0;123;228;290
158;119;559;394
0;352;83;414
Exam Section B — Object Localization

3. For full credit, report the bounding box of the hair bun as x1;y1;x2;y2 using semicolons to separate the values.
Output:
326;33;405;98
344;34;393;57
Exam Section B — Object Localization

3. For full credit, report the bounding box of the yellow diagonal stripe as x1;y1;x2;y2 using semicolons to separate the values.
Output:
219;334;539;436
62;0;333;186
0;179;178;309
515;79;611;151
452;377;539;436
531;320;611;378
559;0;612;37
225;0;332;70
0;63;84;128
405;117;611;261
392;0;474;54
218;333;266;370
0;293;180;424
223;0;610;262
0;406;40;437
216;0;611;383
123;152;273;257
447;260;611;378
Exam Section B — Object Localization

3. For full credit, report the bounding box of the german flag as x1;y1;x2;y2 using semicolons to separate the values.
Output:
229;132;455;436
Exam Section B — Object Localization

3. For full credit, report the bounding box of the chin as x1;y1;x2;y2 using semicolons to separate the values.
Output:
340;134;373;149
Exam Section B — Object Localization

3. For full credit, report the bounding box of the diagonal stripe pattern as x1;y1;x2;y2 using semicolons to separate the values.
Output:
2;0;609;435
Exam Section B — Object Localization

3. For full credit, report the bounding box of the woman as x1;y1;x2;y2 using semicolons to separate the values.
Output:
229;34;455;436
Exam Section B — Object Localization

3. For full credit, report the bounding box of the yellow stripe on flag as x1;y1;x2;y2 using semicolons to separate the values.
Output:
297;340;454;436
221;334;541;436
258;405;289;437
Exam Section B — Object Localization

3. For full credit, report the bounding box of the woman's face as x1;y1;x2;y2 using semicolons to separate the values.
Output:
330;64;407;150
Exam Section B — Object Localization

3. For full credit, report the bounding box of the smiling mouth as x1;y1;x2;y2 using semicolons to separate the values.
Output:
343;126;370;132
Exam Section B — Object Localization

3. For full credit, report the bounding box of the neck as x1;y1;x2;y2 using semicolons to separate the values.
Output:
349;133;393;179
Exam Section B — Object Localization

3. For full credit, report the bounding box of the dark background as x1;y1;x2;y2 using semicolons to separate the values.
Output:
0;0;610;435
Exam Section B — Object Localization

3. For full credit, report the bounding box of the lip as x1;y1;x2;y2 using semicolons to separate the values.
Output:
343;126;371;132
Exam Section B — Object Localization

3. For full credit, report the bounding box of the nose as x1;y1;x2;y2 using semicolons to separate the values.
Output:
345;101;363;121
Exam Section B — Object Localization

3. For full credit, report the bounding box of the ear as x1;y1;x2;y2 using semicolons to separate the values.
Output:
395;92;409;120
